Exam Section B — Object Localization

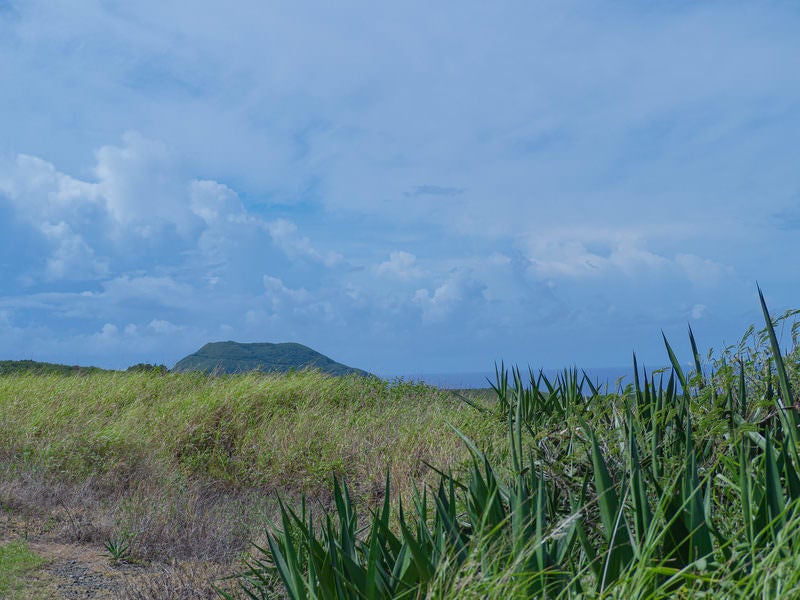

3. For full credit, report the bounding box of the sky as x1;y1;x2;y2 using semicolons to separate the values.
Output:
0;1;798;375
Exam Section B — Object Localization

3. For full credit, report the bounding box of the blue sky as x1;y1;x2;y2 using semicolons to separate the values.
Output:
0;1;798;374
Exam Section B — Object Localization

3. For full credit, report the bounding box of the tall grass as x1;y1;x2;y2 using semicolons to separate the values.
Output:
230;291;800;599
0;370;502;566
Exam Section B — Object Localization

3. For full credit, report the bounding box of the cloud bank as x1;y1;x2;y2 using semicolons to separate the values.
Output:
0;2;798;372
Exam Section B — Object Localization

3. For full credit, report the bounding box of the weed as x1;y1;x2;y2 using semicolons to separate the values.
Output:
104;534;132;565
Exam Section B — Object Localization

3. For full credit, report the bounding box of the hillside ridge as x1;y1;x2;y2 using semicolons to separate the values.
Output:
173;340;369;376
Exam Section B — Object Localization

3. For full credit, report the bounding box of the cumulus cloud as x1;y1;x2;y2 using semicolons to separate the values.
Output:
413;272;486;323
100;275;196;308
524;230;671;279
189;179;246;225
674;254;734;288
261;274;340;325
377;251;423;280
39;222;109;281
0;154;102;225
521;229;740;300
95;132;193;234
263;274;311;309
0;133;342;286
148;319;182;334
265;219;342;267
0;1;797;371
691;304;707;320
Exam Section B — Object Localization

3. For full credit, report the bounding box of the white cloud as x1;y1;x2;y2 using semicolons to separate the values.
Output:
263;275;311;309
674;253;733;288
148;319;182;334
94;132;196;235
0;135;345;290
100;275;196;308
377;251;423;280
524;230;671;279
691;304;707;320
413;273;485;323
189;179;247;224
261;274;341;326
39;222;109;280
97;323;119;342
265;218;342;267
0;154;102;224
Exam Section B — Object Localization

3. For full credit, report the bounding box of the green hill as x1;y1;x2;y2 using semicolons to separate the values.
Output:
172;341;370;376
0;359;105;376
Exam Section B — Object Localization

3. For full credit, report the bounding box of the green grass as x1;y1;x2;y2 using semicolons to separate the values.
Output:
0;370;499;498
0;541;42;597
0;369;504;568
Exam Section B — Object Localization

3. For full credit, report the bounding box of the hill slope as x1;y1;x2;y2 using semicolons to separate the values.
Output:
173;341;370;376
0;360;105;375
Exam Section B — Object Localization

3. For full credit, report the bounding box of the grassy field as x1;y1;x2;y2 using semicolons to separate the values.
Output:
0;540;43;598
1;293;800;598
0;369;503;595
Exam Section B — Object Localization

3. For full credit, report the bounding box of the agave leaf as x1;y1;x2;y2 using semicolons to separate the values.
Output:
758;286;800;481
726;386;735;436
662;485;693;570
764;430;786;535
662;332;688;394
389;541;411;593
780;440;800;502
338;551;368;596
333;478;359;563
758;286;797;425
434;480;468;564
490;362;510;413
535;476;551;571
364;531;388;600
511;474;533;559
682;419;713;561
583;369;600;398
739;360;747;420
628;413;652;549
584;424;633;588
265;509;306;599
447;422;488;464
633;353;643;408
738;437;754;549
688;324;705;390
397;498;435;586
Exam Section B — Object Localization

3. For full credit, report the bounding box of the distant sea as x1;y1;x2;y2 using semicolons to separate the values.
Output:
383;366;673;390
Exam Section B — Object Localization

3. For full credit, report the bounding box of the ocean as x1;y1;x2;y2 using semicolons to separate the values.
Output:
384;366;675;390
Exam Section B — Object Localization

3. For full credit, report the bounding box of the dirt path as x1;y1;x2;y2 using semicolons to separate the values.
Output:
20;540;133;598
1;514;233;598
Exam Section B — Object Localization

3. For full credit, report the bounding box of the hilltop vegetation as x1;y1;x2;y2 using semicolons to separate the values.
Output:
173;341;370;376
0;359;106;376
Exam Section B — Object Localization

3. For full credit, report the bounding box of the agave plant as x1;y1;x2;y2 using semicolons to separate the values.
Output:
228;288;800;599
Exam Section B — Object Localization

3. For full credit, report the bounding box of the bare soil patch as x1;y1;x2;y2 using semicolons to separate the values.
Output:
0;512;237;598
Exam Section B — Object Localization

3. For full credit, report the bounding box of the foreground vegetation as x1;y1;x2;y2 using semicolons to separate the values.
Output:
228;290;800;599
1;290;799;598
